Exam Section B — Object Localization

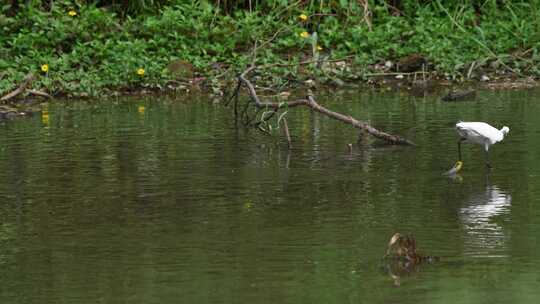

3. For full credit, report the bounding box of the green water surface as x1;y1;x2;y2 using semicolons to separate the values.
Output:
1;89;539;303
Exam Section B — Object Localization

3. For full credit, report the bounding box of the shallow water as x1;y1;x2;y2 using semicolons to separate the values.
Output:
1;89;540;303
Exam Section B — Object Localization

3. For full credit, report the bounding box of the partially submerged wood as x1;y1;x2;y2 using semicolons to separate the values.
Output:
281;117;292;148
227;63;415;146
305;95;415;145
0;105;37;120
28;89;52;99
0;105;19;119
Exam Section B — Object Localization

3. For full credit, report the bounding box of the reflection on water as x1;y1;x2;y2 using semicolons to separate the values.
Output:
459;183;511;257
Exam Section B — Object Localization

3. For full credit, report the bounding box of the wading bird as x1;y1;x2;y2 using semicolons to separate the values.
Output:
456;122;509;168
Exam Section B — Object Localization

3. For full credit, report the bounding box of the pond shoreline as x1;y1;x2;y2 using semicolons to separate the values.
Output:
2;73;536;120
29;73;540;99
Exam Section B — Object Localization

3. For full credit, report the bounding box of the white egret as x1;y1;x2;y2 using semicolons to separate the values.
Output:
456;122;509;168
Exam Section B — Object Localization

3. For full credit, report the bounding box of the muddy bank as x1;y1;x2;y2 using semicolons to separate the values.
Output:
1;58;538;106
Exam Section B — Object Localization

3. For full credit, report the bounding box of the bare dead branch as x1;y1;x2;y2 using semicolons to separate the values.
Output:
309;13;338;17
305;95;415;145
362;71;429;77
231;62;415;146
28;89;52;99
282;118;292;148
359;0;372;31
224;81;241;107
229;58;415;145
252;56;355;71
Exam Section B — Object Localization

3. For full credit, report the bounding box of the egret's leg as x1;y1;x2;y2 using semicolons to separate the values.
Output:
484;145;492;169
457;139;463;161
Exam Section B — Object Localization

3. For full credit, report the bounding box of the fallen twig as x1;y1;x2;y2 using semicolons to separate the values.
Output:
362;71;429;77
28;89;52;99
305;95;415;145
281;117;292;148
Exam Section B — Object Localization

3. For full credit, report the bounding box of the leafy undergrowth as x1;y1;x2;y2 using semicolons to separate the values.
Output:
1;0;540;97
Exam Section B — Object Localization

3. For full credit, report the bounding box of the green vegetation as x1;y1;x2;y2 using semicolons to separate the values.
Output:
1;0;540;97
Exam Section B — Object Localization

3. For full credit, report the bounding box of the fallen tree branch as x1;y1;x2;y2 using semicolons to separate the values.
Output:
254;56;355;71
362;71;429;77
1;73;35;102
233;64;415;146
305;95;415;145
28;89;52;99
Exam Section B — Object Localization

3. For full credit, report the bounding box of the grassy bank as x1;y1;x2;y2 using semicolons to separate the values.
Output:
1;1;540;97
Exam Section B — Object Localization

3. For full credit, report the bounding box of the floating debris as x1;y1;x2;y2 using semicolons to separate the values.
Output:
0;104;37;120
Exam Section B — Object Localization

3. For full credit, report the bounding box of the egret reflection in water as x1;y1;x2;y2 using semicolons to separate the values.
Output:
459;183;511;257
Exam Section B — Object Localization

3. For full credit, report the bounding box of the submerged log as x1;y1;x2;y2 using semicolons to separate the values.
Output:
0;105;36;120
0;105;18;120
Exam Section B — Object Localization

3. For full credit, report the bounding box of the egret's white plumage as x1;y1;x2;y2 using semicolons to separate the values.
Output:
456;122;509;150
455;121;509;167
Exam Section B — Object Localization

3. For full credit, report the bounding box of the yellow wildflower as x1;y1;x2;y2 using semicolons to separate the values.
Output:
41;64;49;72
299;31;310;38
137;68;145;76
298;14;308;22
68;10;77;17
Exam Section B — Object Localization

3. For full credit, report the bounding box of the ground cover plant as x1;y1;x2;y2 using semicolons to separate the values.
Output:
1;0;540;97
